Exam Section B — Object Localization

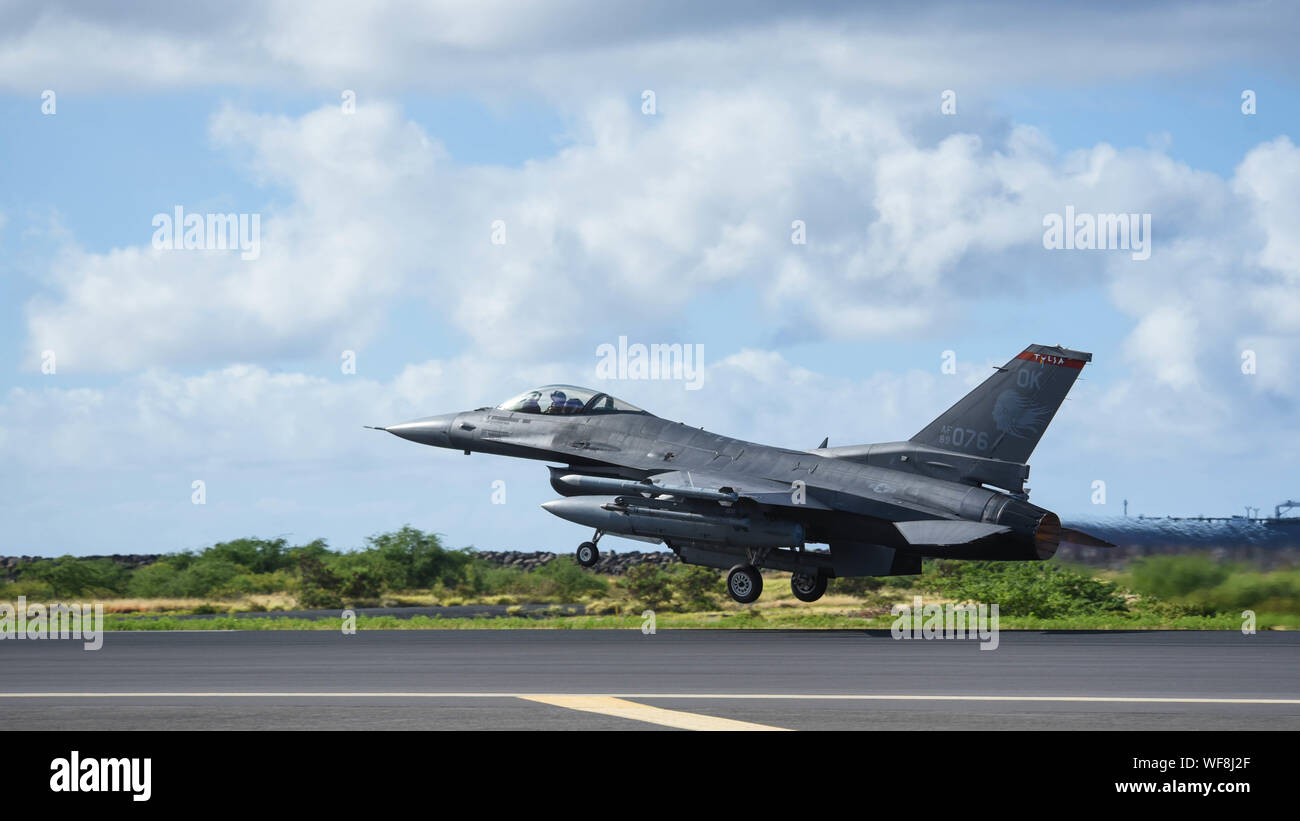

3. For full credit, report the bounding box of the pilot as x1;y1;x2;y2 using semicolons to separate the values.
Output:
519;392;542;413
547;390;568;413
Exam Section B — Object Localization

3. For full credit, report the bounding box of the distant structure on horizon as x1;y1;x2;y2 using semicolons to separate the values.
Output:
1125;498;1300;525
1061;498;1300;566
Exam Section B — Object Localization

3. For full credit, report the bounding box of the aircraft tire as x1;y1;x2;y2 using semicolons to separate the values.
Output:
576;541;599;567
790;571;828;603
726;564;763;604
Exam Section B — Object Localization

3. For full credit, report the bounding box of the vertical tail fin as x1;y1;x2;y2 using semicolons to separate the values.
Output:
911;345;1091;465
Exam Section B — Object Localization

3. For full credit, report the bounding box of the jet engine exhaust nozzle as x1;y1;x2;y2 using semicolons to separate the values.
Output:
1034;511;1061;560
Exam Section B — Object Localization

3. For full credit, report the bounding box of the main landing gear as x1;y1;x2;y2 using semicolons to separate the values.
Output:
723;565;827;604
726;564;763;604
575;531;602;567
790;571;828;603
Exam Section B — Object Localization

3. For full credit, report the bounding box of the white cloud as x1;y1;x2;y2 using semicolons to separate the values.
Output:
1124;306;1202;391
24;94;1300;399
23;102;435;371
6;1;1300;552
1235;137;1300;289
0;347;976;476
2;2;1297;98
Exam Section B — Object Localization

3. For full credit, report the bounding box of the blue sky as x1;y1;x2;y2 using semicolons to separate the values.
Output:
2;2;1298;555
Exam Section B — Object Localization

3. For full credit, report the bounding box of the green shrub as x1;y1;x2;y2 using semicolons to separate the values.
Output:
127;561;184;597
0;579;55;600
667;565;720;611
296;555;344;608
288;539;333;562
882;570;921;590
1122;556;1300;615
1127;555;1231;599
362;526;472;589
326;553;387;598
126;556;248;598
1184;570;1300;614
533;556;608;600
462;562;527;596
829;576;887;597
200;537;297;574
458;558;608;602
297;586;344;610
176;558;244;597
622;564;673;610
919;560;1128;618
221;570;294;596
1139;596;1220;618
24;556;129;597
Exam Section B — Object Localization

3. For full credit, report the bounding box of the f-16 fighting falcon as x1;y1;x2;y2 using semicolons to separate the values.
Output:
370;345;1112;603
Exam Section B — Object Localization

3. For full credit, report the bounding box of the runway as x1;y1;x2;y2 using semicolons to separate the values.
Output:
2;630;1297;730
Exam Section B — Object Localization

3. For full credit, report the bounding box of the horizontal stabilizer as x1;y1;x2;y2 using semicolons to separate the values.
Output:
894;520;1011;546
1060;527;1115;548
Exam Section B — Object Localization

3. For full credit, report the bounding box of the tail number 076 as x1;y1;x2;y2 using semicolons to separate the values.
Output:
943;426;989;451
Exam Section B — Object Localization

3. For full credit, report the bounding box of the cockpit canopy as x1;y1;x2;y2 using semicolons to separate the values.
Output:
496;384;650;416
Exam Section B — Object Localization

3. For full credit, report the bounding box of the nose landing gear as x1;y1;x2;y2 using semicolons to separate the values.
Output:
575;530;602;567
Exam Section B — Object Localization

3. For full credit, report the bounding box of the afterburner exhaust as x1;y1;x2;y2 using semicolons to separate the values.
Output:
1033;511;1061;560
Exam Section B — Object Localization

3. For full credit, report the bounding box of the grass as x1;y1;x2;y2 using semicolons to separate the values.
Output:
94;609;1296;631
95;593;298;614
79;569;1297;632
9;556;1299;631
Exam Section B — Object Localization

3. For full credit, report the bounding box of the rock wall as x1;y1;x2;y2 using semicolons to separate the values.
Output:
471;550;680;575
1;554;162;582
1;549;678;581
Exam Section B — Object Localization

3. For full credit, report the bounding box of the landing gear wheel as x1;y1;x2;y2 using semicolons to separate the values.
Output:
576;541;599;567
790;571;828;603
726;564;763;604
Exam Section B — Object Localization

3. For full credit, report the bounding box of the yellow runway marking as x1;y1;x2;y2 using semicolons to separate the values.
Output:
518;695;790;731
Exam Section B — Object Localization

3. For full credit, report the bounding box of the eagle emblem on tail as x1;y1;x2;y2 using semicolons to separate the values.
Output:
992;389;1050;439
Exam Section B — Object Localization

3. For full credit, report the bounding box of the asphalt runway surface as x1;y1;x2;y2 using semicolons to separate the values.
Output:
2;630;1297;730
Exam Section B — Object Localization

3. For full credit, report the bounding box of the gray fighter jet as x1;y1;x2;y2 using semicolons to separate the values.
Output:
371;344;1111;603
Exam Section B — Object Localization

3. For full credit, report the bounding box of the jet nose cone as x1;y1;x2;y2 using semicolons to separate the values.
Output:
379;413;458;448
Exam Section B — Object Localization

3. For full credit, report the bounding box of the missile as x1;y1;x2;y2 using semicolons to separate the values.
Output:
555;473;739;502
541;495;803;549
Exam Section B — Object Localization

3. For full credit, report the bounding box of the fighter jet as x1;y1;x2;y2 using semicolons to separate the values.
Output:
371;344;1111;603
